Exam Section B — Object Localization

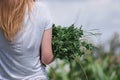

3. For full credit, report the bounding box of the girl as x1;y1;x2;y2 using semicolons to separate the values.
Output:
0;0;54;80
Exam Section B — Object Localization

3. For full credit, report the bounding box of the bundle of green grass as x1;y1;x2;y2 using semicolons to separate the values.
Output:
52;24;93;61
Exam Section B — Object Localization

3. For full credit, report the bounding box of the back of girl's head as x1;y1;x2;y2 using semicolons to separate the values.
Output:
0;0;33;41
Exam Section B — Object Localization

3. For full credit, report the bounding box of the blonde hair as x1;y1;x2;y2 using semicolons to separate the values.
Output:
0;0;33;41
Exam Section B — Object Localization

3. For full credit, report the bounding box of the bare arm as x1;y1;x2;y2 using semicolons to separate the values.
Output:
41;28;54;65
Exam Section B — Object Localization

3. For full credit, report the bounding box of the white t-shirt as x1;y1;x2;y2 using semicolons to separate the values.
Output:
0;2;53;80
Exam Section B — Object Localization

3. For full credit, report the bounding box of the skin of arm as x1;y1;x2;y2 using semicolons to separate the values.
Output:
41;28;54;65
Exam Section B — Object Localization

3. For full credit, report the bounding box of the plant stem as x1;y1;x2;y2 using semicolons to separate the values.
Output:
75;56;88;80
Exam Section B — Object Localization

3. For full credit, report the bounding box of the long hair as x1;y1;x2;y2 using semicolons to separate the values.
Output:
0;0;33;41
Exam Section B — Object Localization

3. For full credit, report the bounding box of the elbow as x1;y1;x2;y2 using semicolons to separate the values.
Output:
41;53;54;65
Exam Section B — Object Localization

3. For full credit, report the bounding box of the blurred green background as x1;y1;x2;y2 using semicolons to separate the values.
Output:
38;0;120;80
47;25;120;80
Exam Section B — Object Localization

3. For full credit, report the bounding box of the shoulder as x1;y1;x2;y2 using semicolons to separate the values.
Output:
33;1;52;20
30;1;52;20
34;1;49;12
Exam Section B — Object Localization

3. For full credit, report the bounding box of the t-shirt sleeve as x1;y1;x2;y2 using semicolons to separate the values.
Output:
44;15;53;30
44;10;53;30
38;2;53;30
